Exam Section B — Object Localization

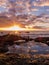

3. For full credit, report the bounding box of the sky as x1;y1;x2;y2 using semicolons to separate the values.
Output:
0;0;49;15
0;0;49;30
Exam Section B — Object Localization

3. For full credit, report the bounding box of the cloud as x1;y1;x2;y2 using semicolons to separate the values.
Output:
7;0;32;14
31;8;39;11
34;22;49;28
32;0;49;7
46;9;49;11
0;0;7;7
1;0;49;15
33;26;45;29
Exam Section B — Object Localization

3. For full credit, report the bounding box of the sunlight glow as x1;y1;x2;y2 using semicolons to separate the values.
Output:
0;25;24;31
0;25;43;31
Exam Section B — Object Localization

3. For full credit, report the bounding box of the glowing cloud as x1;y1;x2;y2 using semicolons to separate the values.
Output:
32;0;49;6
0;25;42;31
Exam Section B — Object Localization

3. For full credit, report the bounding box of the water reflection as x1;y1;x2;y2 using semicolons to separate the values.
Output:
6;40;49;55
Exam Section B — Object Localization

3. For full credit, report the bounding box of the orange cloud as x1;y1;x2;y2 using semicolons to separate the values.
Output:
31;8;39;11
0;0;7;6
33;1;49;6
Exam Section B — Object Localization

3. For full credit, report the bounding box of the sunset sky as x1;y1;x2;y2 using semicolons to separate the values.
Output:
0;0;49;15
0;0;49;30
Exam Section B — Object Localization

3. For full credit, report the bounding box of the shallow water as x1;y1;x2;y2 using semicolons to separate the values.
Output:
7;40;49;55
